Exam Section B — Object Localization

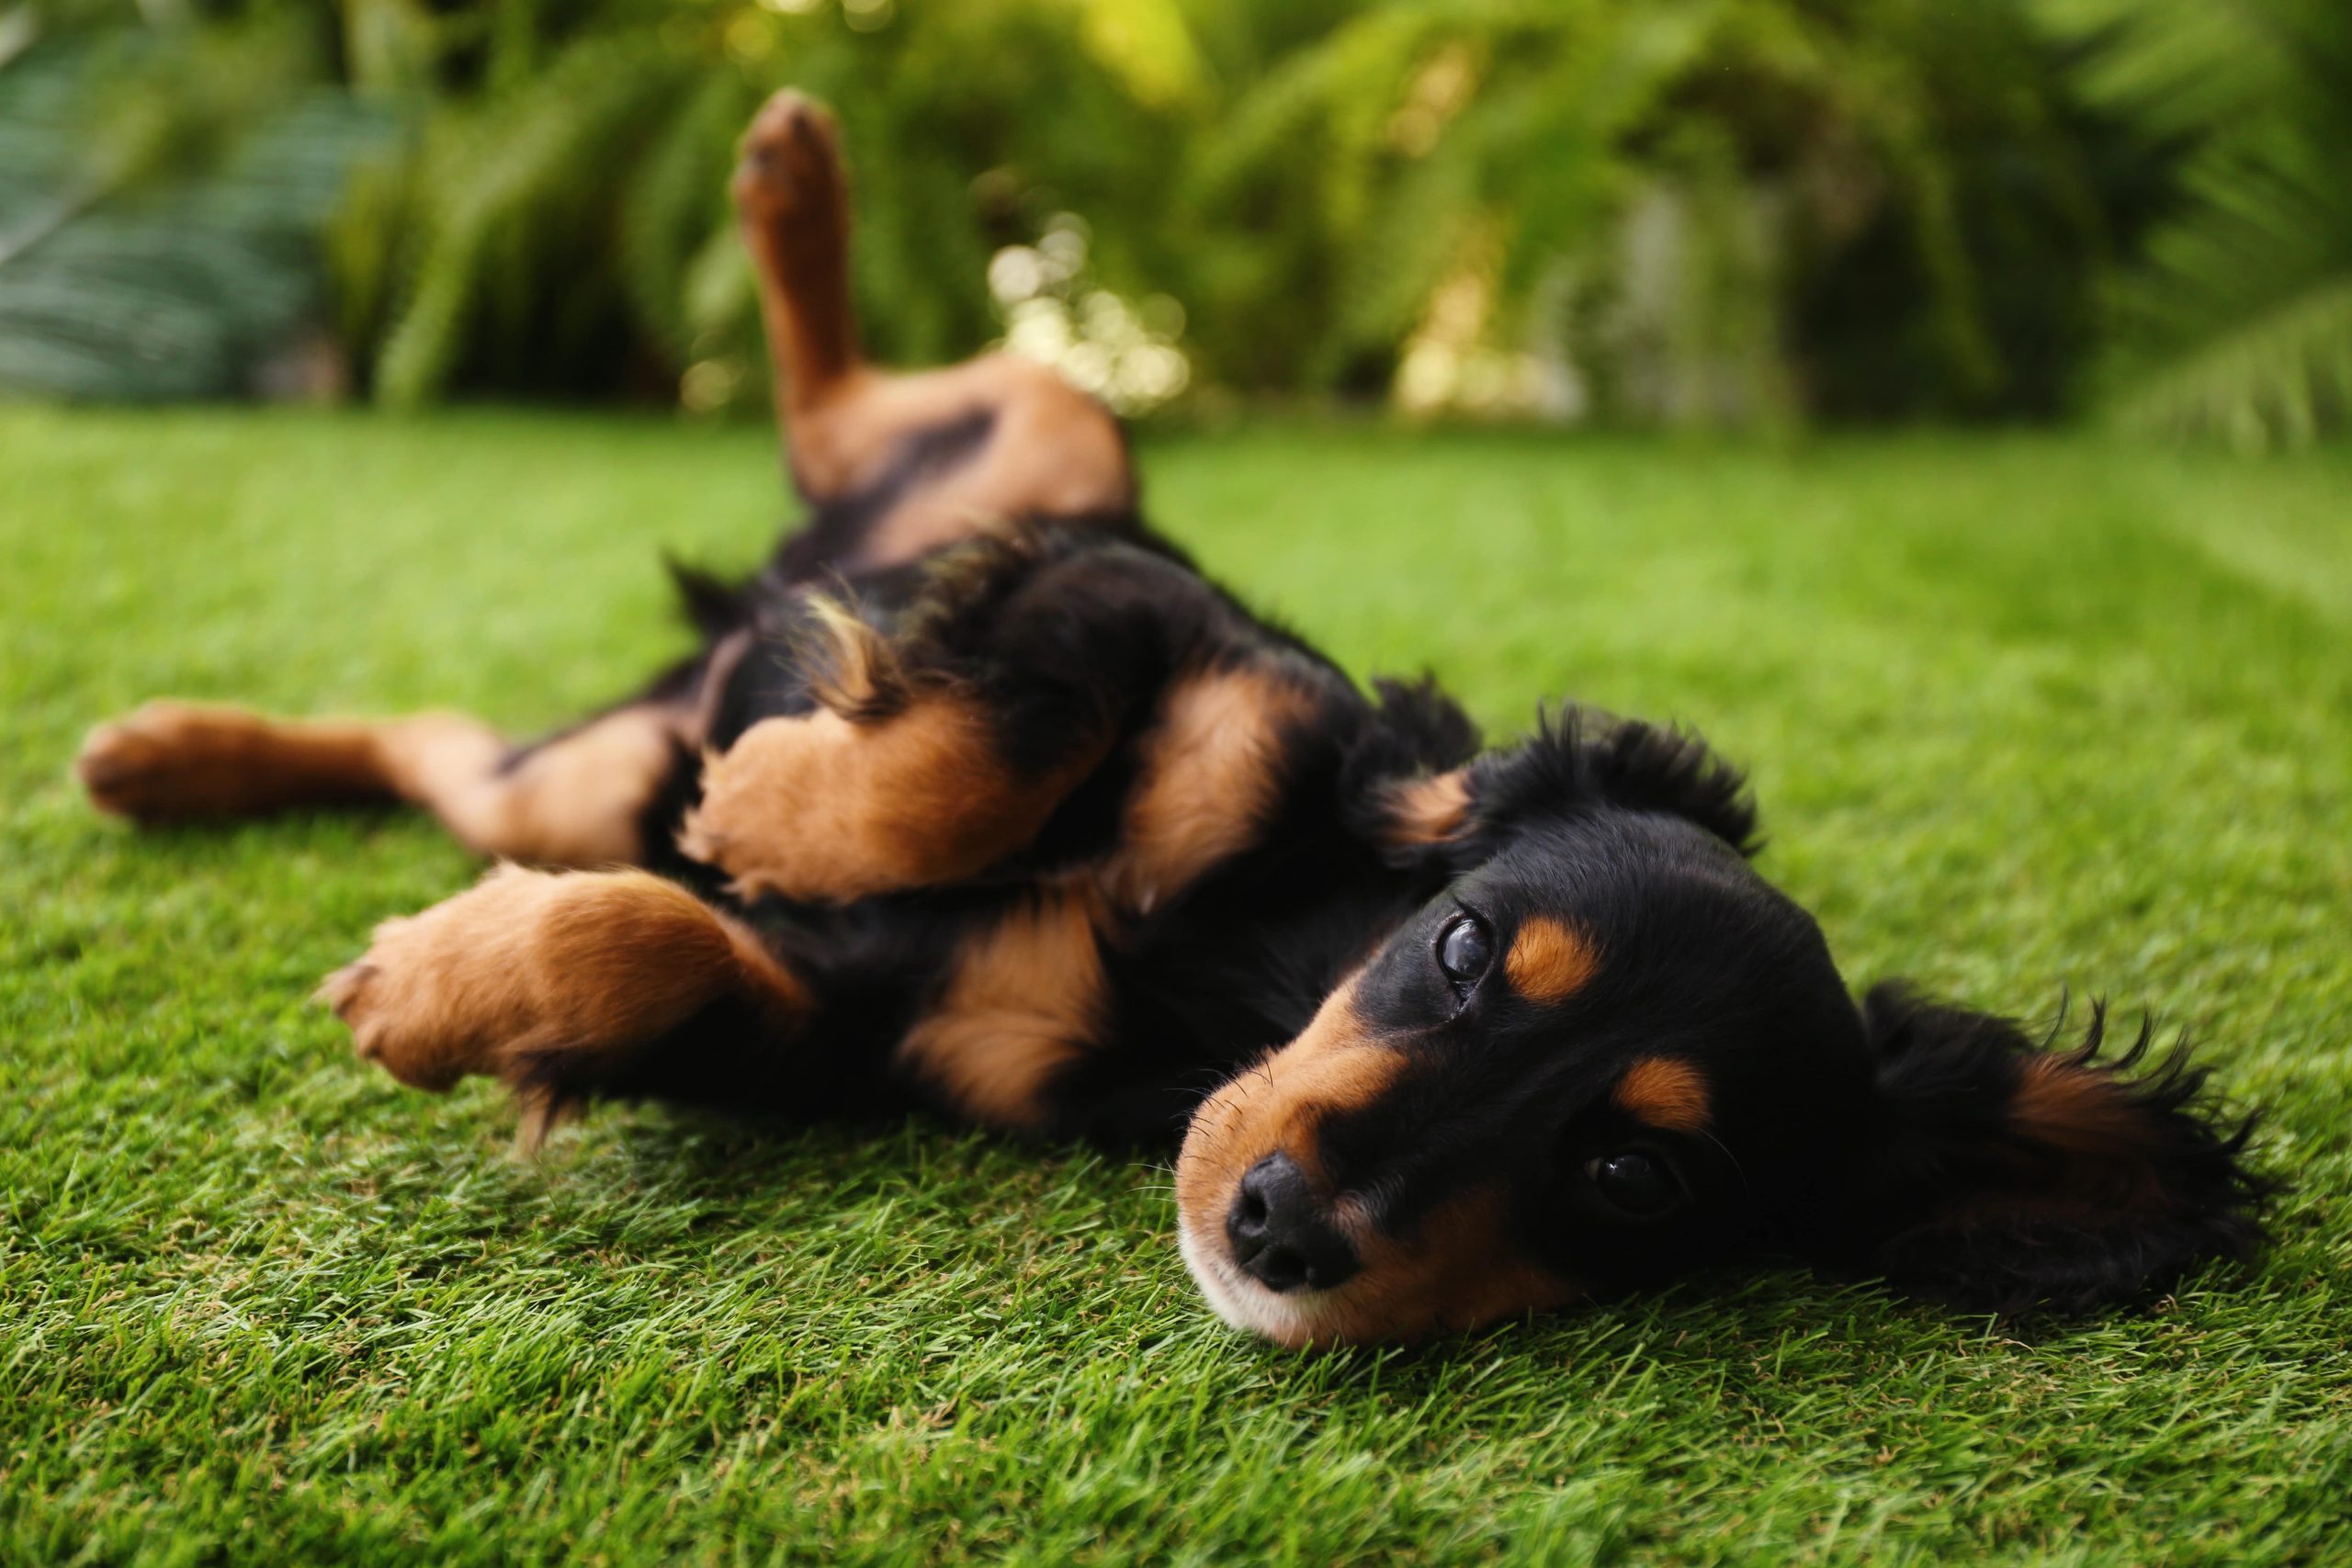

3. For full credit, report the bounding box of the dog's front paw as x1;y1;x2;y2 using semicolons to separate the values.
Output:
320;865;560;1092
322;864;777;1119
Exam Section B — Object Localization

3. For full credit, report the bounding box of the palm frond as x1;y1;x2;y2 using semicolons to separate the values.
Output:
370;29;699;404
0;30;386;402
2112;270;2352;453
2046;0;2352;445
617;70;755;361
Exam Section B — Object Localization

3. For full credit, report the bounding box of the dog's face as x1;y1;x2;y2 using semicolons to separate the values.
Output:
1175;804;1871;1346
1175;716;2266;1347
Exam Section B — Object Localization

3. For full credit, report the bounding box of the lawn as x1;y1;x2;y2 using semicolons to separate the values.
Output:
4;407;2348;1564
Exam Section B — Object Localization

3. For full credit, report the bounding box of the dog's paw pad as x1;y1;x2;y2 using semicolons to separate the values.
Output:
733;89;842;220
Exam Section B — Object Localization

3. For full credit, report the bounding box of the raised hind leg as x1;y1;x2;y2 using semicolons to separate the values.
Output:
735;90;1135;574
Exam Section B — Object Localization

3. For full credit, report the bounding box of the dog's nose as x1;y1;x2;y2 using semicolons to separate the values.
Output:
1226;1152;1359;1292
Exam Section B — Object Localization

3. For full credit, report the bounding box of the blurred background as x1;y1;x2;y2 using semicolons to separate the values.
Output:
1;0;2345;449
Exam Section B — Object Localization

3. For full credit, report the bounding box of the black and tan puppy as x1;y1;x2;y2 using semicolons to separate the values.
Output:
78;93;2266;1347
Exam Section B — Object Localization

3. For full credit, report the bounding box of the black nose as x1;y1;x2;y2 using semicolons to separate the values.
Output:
1226;1152;1360;1293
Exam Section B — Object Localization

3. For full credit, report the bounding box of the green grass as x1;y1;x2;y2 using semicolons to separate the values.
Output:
6;407;2350;1564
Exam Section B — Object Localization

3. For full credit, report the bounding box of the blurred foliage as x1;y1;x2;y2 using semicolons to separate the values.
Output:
0;8;385;400
2043;0;2352;449
0;0;2338;438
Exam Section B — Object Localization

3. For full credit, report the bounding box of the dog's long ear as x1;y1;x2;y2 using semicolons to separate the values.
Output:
1838;984;2269;1316
1362;706;1757;865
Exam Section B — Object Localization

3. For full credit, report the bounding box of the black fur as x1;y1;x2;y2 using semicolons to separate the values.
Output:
492;468;2267;1326
1459;705;1760;858
1847;987;2273;1315
663;522;1439;1145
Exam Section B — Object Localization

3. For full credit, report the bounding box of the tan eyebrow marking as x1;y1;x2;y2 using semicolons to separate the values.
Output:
1374;770;1471;848
1503;915;1599;1003
1613;1057;1712;1133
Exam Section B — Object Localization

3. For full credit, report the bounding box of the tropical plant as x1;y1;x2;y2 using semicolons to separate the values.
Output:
335;0;2154;423
0;6;384;401
2;0;2278;431
329;0;1204;411
1188;0;2145;422
2044;0;2352;447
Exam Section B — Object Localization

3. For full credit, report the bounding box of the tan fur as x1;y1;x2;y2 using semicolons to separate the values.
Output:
419;707;677;866
1318;1188;1583;1348
1176;978;1577;1348
680;697;1100;904
815;356;1135;565
79;701;411;818
1175;978;1401;1224
1612;1056;1713;1134
894;890;1107;1131
735;90;860;427
2011;1057;2168;1156
1505;915;1600;1004
1102;667;1316;913
77;701;676;866
799;593;910;716
1374;770;1471;848
735;90;1131;571
322;865;806;1134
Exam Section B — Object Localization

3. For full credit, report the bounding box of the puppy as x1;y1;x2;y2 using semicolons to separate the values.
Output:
79;92;2266;1347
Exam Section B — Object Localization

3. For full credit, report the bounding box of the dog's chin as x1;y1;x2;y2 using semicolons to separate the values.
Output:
1176;1220;1336;1350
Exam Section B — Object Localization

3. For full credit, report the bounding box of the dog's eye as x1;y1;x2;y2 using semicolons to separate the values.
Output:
1585;1151;1681;1219
1436;914;1492;987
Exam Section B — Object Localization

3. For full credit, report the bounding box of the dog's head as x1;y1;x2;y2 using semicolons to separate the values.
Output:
1174;713;2267;1347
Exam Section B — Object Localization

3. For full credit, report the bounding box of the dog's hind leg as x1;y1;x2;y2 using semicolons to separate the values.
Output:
78;699;685;868
735;89;865;485
322;863;810;1149
734;90;1134;572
